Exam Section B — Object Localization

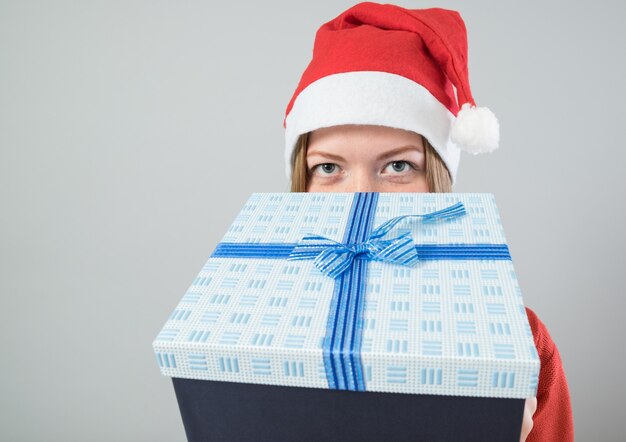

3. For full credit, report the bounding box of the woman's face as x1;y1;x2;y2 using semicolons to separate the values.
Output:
306;125;429;193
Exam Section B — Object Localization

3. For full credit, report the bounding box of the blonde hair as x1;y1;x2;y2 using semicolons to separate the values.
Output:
290;132;452;192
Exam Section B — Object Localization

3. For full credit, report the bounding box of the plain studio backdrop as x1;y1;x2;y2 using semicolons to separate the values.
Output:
1;0;625;440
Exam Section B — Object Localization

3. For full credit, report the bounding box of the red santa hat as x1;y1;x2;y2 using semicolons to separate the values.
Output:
283;2;499;186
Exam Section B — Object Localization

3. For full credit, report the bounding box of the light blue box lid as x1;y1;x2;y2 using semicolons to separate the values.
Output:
153;193;539;399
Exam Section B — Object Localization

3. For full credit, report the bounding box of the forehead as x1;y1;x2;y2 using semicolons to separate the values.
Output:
310;124;421;141
307;125;424;156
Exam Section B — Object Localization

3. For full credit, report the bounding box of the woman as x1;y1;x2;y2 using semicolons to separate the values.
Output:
283;3;574;441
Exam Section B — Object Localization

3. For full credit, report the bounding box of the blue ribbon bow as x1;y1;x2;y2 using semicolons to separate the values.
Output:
288;202;467;278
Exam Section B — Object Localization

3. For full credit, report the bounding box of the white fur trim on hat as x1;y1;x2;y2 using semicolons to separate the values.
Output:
284;71;461;186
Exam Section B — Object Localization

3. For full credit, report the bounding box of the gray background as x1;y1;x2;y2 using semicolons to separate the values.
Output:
1;0;624;440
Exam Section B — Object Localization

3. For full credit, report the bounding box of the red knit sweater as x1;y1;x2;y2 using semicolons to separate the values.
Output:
525;307;574;441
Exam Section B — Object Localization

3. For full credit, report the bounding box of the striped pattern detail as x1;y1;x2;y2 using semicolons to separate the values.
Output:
386;366;407;384
492;371;516;388
422;341;443;356
323;193;378;391
284;361;305;377
188;354;208;371
457;342;480;357
200;311;220;324
212;243;511;263
157;329;179;341
284;335;306;348
156;353;176;368
251;358;271;376
219;331;241;345
187;330;210;343
218;357;239;373
422;301;441;313
457;369;479;387
181;292;202;303
421;368;443;385
169;309;191;321
260;314;281;326
494;344;516;359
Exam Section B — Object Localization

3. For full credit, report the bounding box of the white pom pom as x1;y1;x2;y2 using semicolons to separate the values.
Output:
450;103;500;154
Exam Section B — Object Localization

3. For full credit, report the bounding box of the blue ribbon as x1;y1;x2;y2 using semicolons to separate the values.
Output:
287;202;466;278
209;193;512;392
212;243;512;260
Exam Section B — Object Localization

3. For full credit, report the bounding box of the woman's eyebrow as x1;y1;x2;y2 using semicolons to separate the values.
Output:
306;150;345;162
307;145;423;162
376;145;423;161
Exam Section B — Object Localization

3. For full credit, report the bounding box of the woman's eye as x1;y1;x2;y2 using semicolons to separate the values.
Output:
313;163;339;175
385;161;414;173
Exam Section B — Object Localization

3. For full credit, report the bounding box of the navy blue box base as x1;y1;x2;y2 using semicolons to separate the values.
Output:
172;378;524;441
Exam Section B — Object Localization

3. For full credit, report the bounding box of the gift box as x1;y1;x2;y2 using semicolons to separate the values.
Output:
153;192;539;441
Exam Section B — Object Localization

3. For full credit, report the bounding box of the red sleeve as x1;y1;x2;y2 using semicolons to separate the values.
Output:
524;307;574;442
